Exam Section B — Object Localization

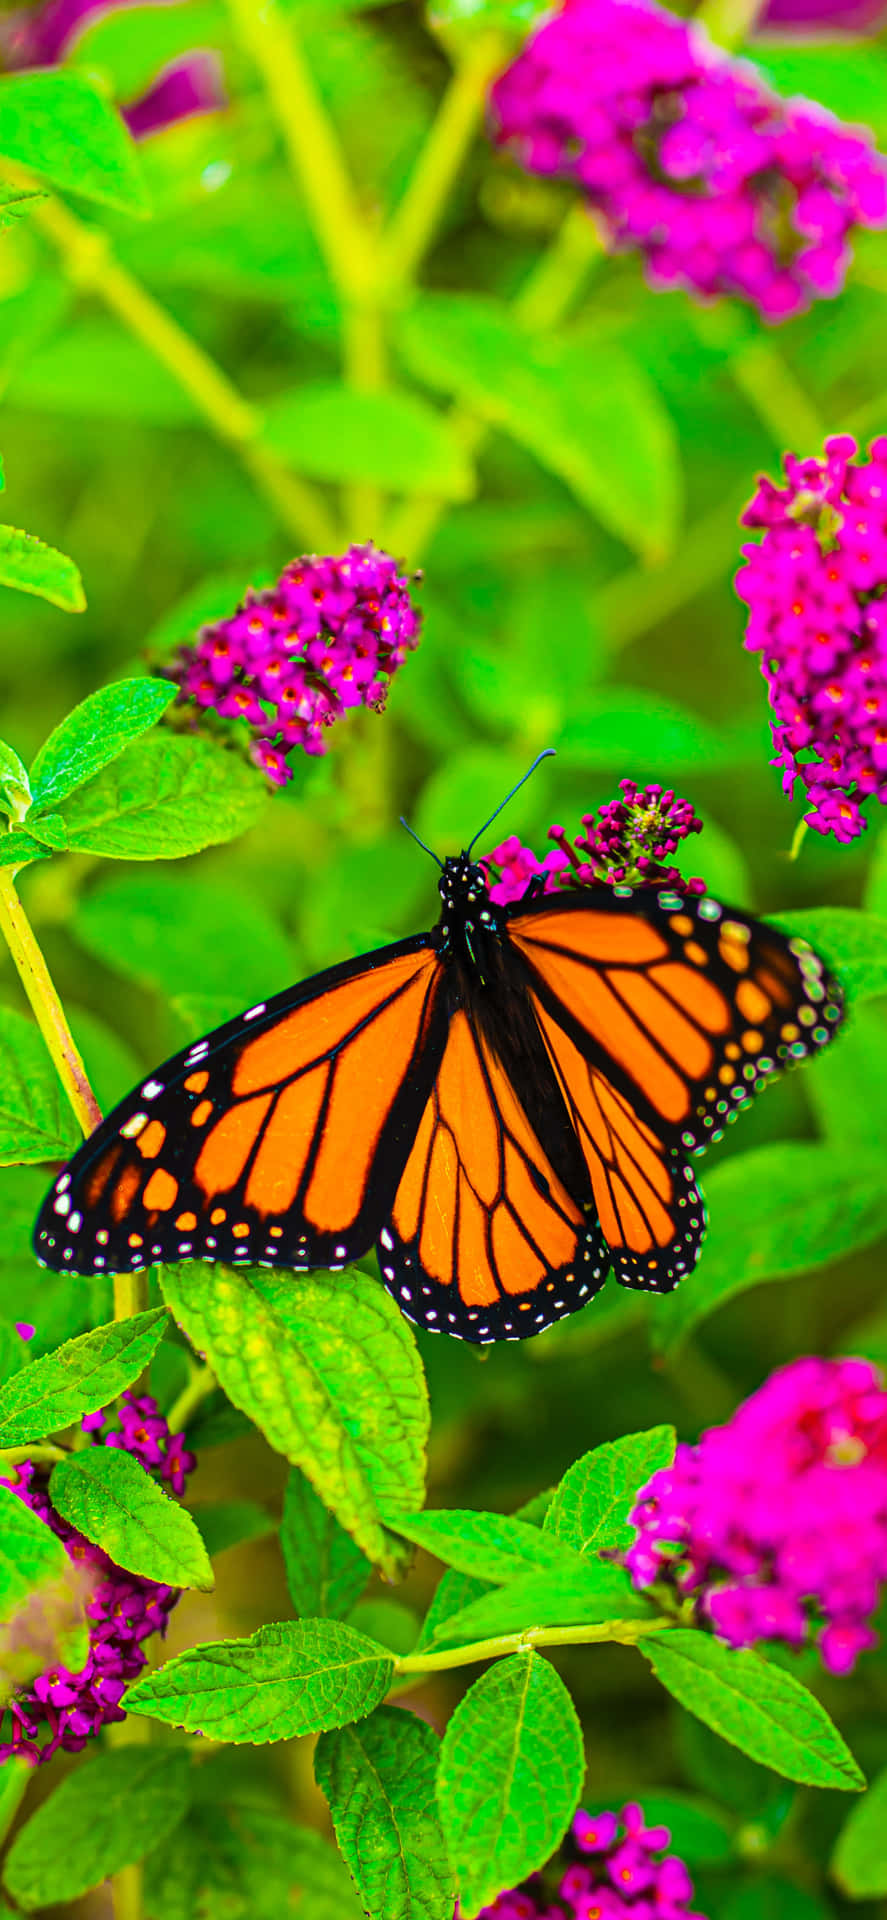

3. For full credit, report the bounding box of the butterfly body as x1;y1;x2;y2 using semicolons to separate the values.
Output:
34;864;843;1343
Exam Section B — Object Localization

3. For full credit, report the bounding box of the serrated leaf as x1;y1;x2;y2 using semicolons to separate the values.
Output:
2;1748;190;1910
831;1764;887;1896
125;1619;394;1742
161;1264;428;1580
0;1005;80;1164
0;523;85;612
281;1467;371;1618
262;383;475;498
316;1706;455;1920
423;1561;652;1651
768;907;887;1003
0;1307;167;1445
391;1507;583;1583
438;1652;584;1916
56;730;268;857
545;1427;676;1557
0;1483;70;1620
50;1446;214;1590
645;1630;864;1790
195;1499;274;1559
0;70;148;215
30;678;175;811
652;1145;887;1356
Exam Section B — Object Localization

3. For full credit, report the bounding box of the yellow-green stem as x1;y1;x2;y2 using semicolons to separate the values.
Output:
0;1444;67;1470
696;0;768;47
381;32;507;294
395;1614;673;1676
341;301;388;543
114;1269;151;1321
0;868;101;1137
112;1866;142;1920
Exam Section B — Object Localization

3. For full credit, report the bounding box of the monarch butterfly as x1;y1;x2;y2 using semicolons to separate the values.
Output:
34;762;843;1342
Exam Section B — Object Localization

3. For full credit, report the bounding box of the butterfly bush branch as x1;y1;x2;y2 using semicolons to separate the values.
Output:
0;867;102;1139
394;1614;674;1678
381;30;509;295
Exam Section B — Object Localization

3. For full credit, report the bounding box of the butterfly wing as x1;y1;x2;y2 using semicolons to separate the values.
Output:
378;1002;609;1343
35;936;448;1277
507;886;844;1293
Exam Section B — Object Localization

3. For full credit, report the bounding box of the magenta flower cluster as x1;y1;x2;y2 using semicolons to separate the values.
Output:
482;781;705;907
168;543;422;785
736;433;887;842
626;1356;887;1675
489;0;887;321
0;1393;196;1765
477;1803;707;1918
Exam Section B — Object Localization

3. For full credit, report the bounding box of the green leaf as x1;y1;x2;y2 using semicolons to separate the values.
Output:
50;1447;214;1590
0;1005;80;1163
0;184;46;230
56;730;268;858
556;689;749;776
2;1748;190;1910
26;810;67;849
8;318;199;424
805;1001;887;1156
0;1761;29;1849
831;1764;887;1896
645;1630;864;1790
0;524;85;611
720;1880;832;1920
438;1652;584;1916
651;1144;887;1356
390;1507;583;1583
604;1791;733;1866
281;1466;371;1619
0;832;48;869
0;70;147;214
73;871;295;1009
125;1618;394;1742
412;1565;494;1655
161;1264;428;1580
316;1705;455;1920
195;1499;275;1559
262;383;475;499
768;907;887;1003
0;736;31;813
30;677;175;811
545;1427;676;1557
422;1561;651;1651
0;1482;70;1621
0;1307;167;1445
398;296;680;559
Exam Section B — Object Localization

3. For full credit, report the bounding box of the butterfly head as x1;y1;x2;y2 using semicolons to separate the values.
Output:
437;855;503;976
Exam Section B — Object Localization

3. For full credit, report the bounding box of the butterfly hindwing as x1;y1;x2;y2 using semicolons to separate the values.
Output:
35;937;447;1278
507;885;843;1293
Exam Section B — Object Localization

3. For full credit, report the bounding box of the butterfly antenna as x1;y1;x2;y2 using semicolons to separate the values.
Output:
466;748;556;856
399;816;444;870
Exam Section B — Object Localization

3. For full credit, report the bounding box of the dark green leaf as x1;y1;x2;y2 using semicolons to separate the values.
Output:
194;1499;275;1559
262;383;475;498
391;1507;583;1582
0;70;148;215
125;1618;394;1742
57;730;268;858
720;1880;832;1920
831;1764;887;1896
607;1792;733;1866
316;1705;455;1920
161;1264;428;1580
438;1652;584;1915
50;1446;214;1590
0;524;85;611
545;1427;676;1557
768;907;887;1003
645;1630;864;1790
0;1005;80;1164
3;1749;190;1909
0;1307;167;1445
30;677;175;811
281;1466;371;1619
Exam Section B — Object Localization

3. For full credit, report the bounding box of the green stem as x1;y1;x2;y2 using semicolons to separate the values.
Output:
114;1270;151;1321
395;1614;672;1677
789;816;810;861
512;204;604;334
27;189;337;553
381;32;506;294
166;1364;216;1435
112;1866;142;1920
341;300;388;543
0;1444;67;1470
0;867;102;1137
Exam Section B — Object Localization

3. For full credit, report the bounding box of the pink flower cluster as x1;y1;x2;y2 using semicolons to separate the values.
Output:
736;434;887;842
167;543;422;785
489;0;887;321
477;1803;707;1918
0;1393;196;1765
626;1356;887;1675
482;781;705;906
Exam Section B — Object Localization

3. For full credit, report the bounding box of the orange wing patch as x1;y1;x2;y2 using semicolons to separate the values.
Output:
380;1010;609;1342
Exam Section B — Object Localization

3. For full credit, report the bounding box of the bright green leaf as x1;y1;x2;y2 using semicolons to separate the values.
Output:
262;383;475;498
768;907;887;1003
2;1748;190;1910
645;1630;864;1790
161;1264;428;1580
545;1427;676;1557
412;1565;494;1655
556;689;752;775
281;1466;371;1619
438;1652;584;1916
805;1001;887;1155
0;832;48;870
50;1446;214;1590
125;1618;394;1742
56;730;268;858
422;1561;651;1651
0;1308;167;1445
0;1005;80;1164
831;1764;887;1896
391;1507;583;1583
0;1482;70;1621
316;1706;455;1920
0;524;85;611
0;736;30;813
0;184;46;230
0;70;148;215
30;677;175;811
